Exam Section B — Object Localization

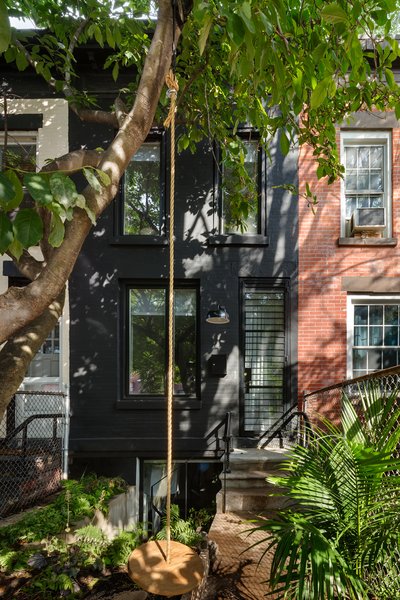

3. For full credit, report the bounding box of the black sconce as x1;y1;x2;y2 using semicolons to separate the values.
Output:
206;304;230;324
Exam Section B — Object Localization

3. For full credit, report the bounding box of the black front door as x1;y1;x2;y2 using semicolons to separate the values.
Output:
240;280;288;435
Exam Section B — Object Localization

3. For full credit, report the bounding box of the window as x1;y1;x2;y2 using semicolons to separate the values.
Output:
341;131;391;238
27;324;60;378
126;284;197;398
215;133;267;241
0;132;37;175
120;134;165;236
348;297;400;377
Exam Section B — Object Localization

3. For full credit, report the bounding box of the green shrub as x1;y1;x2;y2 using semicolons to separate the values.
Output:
104;526;145;566
155;504;203;547
252;381;400;600
0;474;127;576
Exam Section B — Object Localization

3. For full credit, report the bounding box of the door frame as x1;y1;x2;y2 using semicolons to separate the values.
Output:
239;277;291;436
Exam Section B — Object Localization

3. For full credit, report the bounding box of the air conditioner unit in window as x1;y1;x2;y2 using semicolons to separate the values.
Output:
351;207;386;237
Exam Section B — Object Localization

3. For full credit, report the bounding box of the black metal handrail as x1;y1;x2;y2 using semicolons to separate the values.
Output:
257;409;314;450
149;411;232;528
0;413;63;456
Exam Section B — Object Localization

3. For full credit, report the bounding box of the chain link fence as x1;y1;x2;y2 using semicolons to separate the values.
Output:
303;365;400;458
0;391;67;518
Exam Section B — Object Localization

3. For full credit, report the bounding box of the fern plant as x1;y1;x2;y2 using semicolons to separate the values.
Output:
252;380;400;600
155;504;203;547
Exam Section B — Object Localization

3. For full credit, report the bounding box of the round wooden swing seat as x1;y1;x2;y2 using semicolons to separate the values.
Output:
128;540;204;598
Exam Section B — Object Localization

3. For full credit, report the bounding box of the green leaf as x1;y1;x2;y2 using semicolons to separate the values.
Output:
0;212;13;253
48;213;65;248
3;170;23;210
93;25;104;48
75;194;96;225
385;68;396;89
0;172;16;206
13;208;43;247
94;169;111;186
49;172;78;208
239;2;256;34
106;26;115;49
24;173;54;206
321;3;349;24
0;0;11;53
112;62;119;82
15;49;29;71
198;14;213;56
8;237;23;260
280;131;290;155
83;168;102;192
310;80;328;109
228;13;246;46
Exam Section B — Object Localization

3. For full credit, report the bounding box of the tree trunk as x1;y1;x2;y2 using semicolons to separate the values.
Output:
0;290;65;423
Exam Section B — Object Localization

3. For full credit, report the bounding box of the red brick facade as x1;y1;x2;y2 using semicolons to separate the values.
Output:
298;120;400;420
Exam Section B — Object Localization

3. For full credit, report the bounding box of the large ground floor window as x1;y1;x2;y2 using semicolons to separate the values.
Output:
126;284;198;398
348;296;400;377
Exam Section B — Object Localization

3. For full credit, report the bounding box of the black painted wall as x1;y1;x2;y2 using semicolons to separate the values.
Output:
1;58;298;481
68;119;298;473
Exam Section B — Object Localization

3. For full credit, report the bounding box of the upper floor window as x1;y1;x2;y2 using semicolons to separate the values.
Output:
216;133;266;239
341;131;391;238
125;283;198;399
120;133;165;237
348;296;400;377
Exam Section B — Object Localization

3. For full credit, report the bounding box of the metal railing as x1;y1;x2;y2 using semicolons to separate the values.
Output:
149;412;232;531
257;403;314;450
0;391;67;518
303;365;400;459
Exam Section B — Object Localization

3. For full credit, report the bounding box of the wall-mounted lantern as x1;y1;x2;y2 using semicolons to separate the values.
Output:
206;305;230;324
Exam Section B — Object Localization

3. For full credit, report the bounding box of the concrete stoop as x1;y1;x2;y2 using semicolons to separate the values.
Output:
216;447;291;513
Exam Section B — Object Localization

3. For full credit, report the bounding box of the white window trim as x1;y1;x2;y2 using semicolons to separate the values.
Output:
347;294;400;378
340;130;392;238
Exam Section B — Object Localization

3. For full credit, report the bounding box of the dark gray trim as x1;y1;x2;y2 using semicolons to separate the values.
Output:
2;261;22;277
342;276;400;293
110;235;169;246
0;114;43;130
207;234;269;246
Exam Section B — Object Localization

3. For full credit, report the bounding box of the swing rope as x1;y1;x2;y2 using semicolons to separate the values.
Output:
164;68;179;564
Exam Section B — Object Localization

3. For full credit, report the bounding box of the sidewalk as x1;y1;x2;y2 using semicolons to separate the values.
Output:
206;511;279;599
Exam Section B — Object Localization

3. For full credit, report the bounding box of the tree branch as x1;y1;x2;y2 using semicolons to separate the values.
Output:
0;0;185;344
5;250;43;281
13;37;119;127
65;19;90;88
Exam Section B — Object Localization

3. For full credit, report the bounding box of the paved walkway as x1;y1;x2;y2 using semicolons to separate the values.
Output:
206;511;279;599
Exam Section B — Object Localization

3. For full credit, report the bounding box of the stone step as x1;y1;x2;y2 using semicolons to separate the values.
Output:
227;448;290;473
216;486;291;513
221;470;279;489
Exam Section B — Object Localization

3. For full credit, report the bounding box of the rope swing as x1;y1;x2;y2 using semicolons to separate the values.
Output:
127;61;204;600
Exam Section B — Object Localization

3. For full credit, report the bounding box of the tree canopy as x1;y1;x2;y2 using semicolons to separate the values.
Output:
0;0;400;417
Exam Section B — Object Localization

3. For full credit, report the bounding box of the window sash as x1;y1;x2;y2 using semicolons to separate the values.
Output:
341;133;391;238
122;140;163;235
221;139;261;235
351;302;400;377
128;286;197;396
